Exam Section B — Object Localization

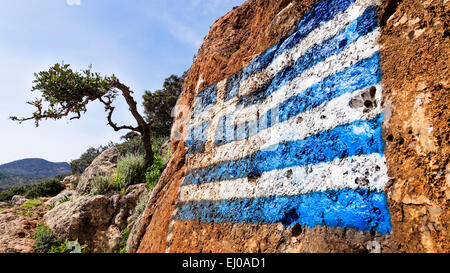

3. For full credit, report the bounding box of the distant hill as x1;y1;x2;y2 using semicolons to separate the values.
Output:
0;158;71;178
0;159;71;191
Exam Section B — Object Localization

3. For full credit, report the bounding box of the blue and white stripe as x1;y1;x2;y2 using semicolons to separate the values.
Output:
179;0;391;234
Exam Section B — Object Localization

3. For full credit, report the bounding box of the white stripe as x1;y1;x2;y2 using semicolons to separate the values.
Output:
187;0;379;128
179;153;389;203
187;83;383;170
238;0;378;97
186;29;380;140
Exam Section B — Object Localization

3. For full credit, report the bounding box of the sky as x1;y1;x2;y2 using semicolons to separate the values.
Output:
0;0;246;165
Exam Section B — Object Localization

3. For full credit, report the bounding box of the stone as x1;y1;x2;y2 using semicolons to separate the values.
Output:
61;174;79;190
45;190;76;207
44;183;149;252
11;196;28;206
76;147;119;194
134;0;449;253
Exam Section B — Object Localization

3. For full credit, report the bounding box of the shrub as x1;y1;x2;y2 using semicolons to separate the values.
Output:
33;224;59;253
24;178;65;199
132;191;151;220
33;224;88;253
118;228;131;253
90;174;113;195
59;195;72;204
0;185;30;202
116;136;145;157
71;178;79;190
145;154;165;189
49;241;87;253
22;199;42;209
114;154;146;190
0;176;65;202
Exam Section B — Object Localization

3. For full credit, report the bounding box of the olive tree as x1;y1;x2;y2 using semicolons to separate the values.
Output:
10;63;155;168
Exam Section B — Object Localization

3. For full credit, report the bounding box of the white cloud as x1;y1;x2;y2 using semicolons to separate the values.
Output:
163;15;203;48
66;0;81;6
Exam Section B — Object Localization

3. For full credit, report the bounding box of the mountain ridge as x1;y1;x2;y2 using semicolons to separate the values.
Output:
0;158;71;178
0;158;71;191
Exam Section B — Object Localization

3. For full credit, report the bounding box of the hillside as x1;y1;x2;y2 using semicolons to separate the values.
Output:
0;172;43;192
0;158;71;178
0;159;71;191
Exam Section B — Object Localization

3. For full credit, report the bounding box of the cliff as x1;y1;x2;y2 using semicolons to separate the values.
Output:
130;0;449;253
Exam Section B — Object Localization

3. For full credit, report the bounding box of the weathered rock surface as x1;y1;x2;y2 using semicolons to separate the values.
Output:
45;190;76;207
11;195;28;206
61;174;79;190
0;199;49;253
76;147;119;194
44;184;148;252
132;0;449;253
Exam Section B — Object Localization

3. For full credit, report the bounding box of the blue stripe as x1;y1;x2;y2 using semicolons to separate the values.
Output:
185;121;210;154
239;0;357;83
214;53;381;147
219;0;358;103
192;83;217;118
238;6;378;108
174;188;392;234
185;115;385;185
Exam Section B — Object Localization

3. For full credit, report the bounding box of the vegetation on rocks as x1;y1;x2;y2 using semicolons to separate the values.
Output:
0;177;65;202
32;224;87;253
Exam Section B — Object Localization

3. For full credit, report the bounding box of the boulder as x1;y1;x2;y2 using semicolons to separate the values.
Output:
11;196;28;206
45;190;76;207
76;147;119;194
61;174;79;190
44;183;149;252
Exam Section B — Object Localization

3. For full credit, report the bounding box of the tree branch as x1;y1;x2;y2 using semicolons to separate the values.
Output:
98;96;141;133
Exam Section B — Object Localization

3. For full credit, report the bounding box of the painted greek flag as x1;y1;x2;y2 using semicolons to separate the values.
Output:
178;0;391;234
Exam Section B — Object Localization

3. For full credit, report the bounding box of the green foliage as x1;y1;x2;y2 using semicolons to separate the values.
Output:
33;224;87;253
0;172;44;192
143;73;185;138
90;174;114;195
49;241;87;253
0;175;65;202
24;178;65;199
59;195;72;204
71;178;79;190
10;63;117;127
118;228;131;253
115;136;145;158
33;224;59;253
70;142;115;174
132;191;151;220
114;154;146;191
0;185;29;202
22;199;42;209
145;154;165;189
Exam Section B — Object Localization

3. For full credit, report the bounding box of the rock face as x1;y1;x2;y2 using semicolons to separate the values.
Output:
44;184;148;252
61;174;79;190
132;0;449;253
76;148;118;194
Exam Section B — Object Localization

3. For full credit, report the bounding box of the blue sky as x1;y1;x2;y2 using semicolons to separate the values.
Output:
0;0;245;164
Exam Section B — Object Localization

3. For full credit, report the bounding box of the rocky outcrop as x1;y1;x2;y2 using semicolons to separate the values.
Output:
45;190;76;207
133;0;449;253
76;147;118;194
44;184;148;252
61;174;79;190
11;195;28;206
0;198;49;253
